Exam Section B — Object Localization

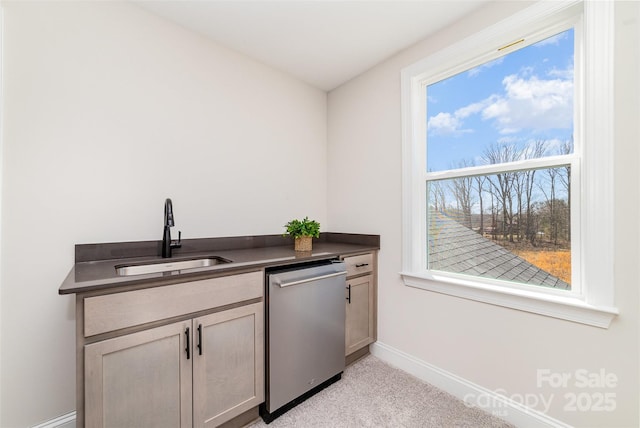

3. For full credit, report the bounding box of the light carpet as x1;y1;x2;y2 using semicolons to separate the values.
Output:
248;355;513;428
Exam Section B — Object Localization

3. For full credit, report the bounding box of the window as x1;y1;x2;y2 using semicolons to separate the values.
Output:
427;28;576;293
401;1;618;327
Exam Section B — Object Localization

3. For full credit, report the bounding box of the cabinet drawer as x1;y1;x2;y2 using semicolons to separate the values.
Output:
84;271;263;337
343;253;373;277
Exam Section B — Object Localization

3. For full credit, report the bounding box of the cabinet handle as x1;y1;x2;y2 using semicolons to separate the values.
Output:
185;327;190;360
197;324;203;356
355;263;369;268
346;283;351;304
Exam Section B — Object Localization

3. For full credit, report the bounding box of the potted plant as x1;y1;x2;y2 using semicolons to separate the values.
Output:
283;216;320;252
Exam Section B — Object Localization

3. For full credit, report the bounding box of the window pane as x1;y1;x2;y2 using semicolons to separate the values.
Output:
426;29;574;173
427;166;571;289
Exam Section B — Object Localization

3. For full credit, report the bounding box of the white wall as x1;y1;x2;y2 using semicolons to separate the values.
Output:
2;1;638;427
328;1;639;427
0;2;326;426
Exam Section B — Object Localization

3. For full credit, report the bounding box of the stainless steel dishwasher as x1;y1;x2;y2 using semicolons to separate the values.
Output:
260;260;347;423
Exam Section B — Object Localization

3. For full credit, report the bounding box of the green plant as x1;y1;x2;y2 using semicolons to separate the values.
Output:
283;216;320;239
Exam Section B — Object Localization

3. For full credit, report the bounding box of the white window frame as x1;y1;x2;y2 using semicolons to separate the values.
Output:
400;0;618;328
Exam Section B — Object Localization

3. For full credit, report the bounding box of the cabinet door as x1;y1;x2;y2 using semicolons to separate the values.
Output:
345;274;375;355
193;302;264;427
84;321;193;428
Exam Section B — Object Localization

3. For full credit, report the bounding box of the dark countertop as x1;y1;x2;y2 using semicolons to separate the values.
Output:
59;233;379;295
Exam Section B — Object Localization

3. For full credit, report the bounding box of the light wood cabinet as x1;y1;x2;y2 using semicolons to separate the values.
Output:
84;321;193;428
345;274;375;355
193;303;264;427
77;271;264;428
342;252;377;358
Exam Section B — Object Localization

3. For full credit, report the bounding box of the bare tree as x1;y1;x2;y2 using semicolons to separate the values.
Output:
450;161;475;229
513;170;526;241
474;175;487;235
524;168;538;245
559;138;573;241
483;143;521;242
539;167;559;245
450;177;473;228
430;180;447;212
524;141;546;246
486;182;498;240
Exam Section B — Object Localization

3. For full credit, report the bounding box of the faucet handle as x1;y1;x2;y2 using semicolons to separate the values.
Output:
172;231;182;249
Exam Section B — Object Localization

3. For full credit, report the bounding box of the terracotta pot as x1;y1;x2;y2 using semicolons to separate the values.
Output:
294;236;312;252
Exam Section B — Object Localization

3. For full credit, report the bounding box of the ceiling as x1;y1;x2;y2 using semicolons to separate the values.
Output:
135;1;490;91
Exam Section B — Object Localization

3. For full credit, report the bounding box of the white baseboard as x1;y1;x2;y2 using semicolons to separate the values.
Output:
370;341;571;428
31;411;76;428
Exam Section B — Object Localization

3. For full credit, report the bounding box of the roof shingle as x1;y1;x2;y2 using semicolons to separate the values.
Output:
428;210;570;290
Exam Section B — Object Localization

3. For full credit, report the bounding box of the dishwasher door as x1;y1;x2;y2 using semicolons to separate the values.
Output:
263;261;346;420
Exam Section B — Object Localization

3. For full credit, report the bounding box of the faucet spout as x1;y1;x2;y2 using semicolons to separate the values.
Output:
162;198;181;258
164;198;175;227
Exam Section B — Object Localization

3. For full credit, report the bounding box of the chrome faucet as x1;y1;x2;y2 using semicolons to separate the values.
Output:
162;198;182;258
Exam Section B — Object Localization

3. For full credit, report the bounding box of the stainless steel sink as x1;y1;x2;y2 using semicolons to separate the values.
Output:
115;257;232;276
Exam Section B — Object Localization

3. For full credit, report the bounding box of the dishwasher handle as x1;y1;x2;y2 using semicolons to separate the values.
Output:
277;271;346;288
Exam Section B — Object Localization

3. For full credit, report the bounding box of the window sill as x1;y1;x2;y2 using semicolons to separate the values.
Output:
400;271;618;328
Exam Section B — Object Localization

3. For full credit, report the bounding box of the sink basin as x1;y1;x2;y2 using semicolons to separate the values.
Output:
115;257;232;276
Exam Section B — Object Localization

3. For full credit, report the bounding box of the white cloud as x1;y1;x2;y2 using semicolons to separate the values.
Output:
455;101;486;119
481;72;573;132
427;112;462;135
538;138;566;155
482;98;509;121
547;65;573;79
429;65;573;137
499;127;521;135
498;136;519;144
467;57;504;77
427;101;487;135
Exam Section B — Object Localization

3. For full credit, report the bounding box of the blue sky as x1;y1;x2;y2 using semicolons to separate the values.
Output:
426;29;574;172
